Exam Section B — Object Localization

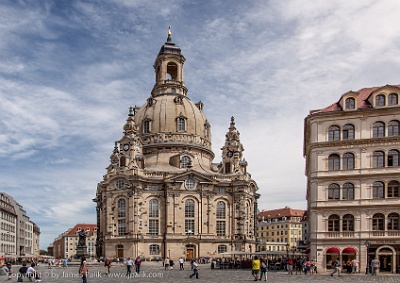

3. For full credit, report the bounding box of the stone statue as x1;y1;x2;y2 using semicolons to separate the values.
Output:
78;230;87;246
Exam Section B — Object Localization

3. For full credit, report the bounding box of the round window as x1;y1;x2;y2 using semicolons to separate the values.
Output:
115;179;125;189
185;178;196;190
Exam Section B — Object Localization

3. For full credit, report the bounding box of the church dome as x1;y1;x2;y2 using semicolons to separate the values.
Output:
133;31;212;155
134;94;211;151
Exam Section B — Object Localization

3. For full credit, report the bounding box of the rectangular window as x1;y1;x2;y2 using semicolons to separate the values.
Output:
148;219;159;235
177;118;185;131
143;120;150;133
118;220;126;235
217;245;227;253
149;244;160;255
185;219;195;234
216;221;226;236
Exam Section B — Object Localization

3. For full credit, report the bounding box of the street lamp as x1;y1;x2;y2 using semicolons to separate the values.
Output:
286;243;289;260
364;240;370;274
291;247;296;259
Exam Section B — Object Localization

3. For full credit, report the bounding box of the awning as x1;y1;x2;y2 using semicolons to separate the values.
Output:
326;247;340;254
304;249;310;254
342;247;356;254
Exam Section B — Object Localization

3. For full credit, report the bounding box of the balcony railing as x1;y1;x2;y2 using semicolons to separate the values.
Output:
324;230;400;238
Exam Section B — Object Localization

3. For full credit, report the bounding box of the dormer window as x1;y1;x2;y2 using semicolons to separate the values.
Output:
375;94;385;107
345;97;355;109
389;93;398;105
143;120;151;134
177;116;186;131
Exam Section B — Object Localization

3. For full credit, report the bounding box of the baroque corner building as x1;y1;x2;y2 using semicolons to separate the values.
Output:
304;84;400;273
93;32;260;260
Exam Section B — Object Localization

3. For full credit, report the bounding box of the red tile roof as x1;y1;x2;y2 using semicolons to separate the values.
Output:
310;84;400;115
257;206;305;221
66;224;97;237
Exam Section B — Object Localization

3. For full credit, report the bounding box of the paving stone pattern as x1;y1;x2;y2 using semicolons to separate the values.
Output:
4;262;400;283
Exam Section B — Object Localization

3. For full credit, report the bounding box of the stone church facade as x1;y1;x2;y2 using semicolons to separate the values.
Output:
94;31;259;260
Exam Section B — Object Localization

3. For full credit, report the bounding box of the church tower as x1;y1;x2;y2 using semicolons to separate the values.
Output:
94;29;260;260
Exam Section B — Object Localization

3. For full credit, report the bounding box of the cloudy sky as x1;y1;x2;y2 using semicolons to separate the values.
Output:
1;0;400;250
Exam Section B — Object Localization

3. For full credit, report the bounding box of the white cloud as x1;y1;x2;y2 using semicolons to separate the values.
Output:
1;0;399;249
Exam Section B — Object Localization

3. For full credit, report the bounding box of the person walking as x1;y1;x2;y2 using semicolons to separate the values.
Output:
62;258;68;268
134;257;141;274
330;258;341;277
104;258;112;275
164;257;170;270
79;257;88;283
179;257;184;270
259;258;268;281
252;256;261;281
189;260;199;279
346;259;352;273
287;258;293;274
5;260;12;280
125;257;133;277
351;258;359;273
371;257;380;275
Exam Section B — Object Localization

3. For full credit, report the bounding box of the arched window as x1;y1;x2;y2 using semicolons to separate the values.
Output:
149;199;159;235
120;156;126;167
342;124;355;140
375;94;385;106
388;149;399;166
372;213;384;230
181;156;191;168
118;199;126;217
342;214;354;231
342;183;354;200
166;62;178;80
372;181;385;198
373;151;385;168
388;120;400;136
143;120;151;134
328;125;340;141
373;122;385;138
342;153;355;170
328;183;340;200
216;201;226;236
388;93;398;105
388;181;399;198
185;199;195;234
328;154;340;171
149;244;160;255
328;214;340;231
245;203;250;235
387;213;399;230
149;199;159;218
345;98;355;109
216;201;226;219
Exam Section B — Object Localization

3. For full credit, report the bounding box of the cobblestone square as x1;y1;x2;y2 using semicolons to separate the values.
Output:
4;262;400;283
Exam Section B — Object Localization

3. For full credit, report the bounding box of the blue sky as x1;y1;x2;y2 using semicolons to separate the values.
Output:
1;0;400;250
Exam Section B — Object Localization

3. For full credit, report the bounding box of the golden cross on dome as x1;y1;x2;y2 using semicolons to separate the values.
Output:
168;25;171;37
